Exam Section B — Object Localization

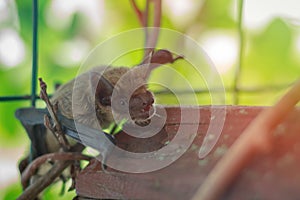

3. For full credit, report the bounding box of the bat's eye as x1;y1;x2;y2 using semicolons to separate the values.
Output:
146;91;154;105
101;96;111;106
119;98;127;106
149;96;154;105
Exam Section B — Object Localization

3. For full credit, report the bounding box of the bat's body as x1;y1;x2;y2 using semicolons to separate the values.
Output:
50;67;129;129
46;65;155;153
17;64;156;160
16;64;157;191
16;49;181;192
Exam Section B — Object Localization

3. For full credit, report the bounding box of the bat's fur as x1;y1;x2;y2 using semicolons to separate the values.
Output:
19;50;181;197
46;65;155;152
42;49;180;153
51;66;154;128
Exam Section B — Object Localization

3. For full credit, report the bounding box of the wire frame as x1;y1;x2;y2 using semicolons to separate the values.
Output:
0;0;39;106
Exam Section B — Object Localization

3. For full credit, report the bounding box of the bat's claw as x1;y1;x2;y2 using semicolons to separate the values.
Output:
101;162;110;174
100;154;110;174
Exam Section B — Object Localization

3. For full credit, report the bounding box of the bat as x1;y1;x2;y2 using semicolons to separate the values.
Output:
16;49;182;164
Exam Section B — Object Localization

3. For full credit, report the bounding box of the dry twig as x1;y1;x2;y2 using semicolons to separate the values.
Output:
21;152;91;188
18;79;89;199
18;160;73;200
39;78;70;151
192;80;300;200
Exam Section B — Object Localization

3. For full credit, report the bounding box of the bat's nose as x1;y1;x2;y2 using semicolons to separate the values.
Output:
142;95;154;110
143;104;152;112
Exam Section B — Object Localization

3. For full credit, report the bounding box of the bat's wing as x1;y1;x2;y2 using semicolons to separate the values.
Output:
15;107;115;162
15;108;48;161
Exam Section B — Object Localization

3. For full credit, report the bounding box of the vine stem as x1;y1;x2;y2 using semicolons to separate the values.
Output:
17;160;72;200
130;0;162;59
21;152;91;188
144;0;162;58
130;0;143;25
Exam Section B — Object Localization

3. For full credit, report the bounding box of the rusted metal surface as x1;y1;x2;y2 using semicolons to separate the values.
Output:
75;106;300;200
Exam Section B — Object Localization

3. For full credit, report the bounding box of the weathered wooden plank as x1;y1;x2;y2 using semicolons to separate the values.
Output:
75;106;300;200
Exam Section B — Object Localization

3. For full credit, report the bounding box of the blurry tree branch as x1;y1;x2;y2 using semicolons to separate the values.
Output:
18;160;73;200
130;0;162;59
21;152;91;189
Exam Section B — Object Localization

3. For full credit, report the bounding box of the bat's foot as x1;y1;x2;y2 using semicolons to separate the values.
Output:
101;162;110;174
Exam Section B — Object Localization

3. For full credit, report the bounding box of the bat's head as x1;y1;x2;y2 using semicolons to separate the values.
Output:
91;49;182;128
129;86;155;126
91;66;155;128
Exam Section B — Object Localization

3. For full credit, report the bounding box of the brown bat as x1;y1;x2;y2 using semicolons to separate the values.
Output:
16;49;182;194
17;49;182;157
51;49;182;131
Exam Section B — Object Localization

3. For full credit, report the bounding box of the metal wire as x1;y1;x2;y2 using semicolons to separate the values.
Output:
0;0;291;105
0;95;41;102
31;0;39;107
0;83;290;102
0;0;39;105
0;96;32;102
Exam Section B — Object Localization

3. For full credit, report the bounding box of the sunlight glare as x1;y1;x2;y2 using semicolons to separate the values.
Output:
164;0;204;27
243;0;300;29
47;0;104;34
53;38;90;67
0;29;25;68
199;32;238;74
295;34;300;60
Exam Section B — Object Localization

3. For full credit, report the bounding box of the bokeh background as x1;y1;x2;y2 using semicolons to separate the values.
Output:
1;0;300;199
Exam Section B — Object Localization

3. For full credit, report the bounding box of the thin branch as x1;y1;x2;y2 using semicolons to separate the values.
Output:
143;0;150;56
143;0;150;27
130;0;144;25
39;78;70;151
17;160;72;200
144;0;162;58
130;0;162;60
192;79;300;200
17;79;88;199
21;152;91;188
153;0;162;27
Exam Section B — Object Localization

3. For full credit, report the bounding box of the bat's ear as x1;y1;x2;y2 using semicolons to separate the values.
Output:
90;72;114;106
150;49;183;65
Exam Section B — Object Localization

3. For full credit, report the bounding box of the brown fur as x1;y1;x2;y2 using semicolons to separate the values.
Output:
50;66;151;129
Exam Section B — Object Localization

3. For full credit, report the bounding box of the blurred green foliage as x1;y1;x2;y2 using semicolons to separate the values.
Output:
2;183;22;200
0;0;299;199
